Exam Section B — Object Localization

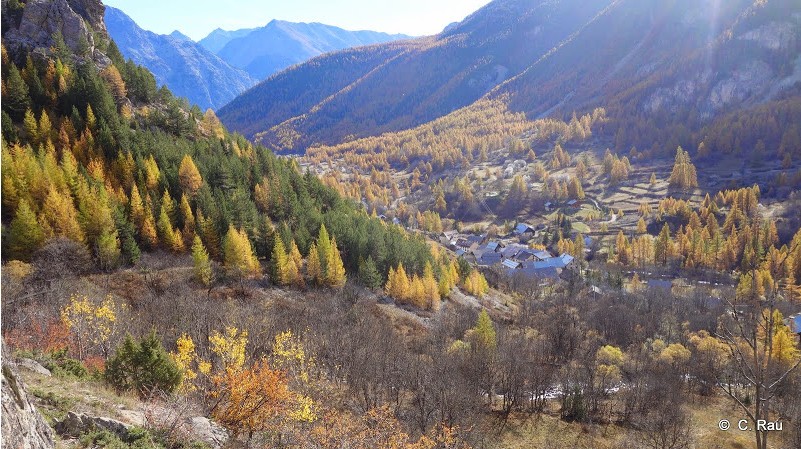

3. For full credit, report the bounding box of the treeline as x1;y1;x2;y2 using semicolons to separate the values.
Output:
0;40;438;287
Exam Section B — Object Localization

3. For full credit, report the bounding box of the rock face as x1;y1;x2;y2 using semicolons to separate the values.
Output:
1;353;56;449
2;0;109;66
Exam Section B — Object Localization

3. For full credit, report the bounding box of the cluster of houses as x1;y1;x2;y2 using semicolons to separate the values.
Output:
440;223;580;281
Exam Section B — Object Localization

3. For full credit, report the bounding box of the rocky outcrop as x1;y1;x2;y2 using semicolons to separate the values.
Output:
1;351;56;449
2;0;109;66
184;416;229;449
18;359;52;377
55;411;132;439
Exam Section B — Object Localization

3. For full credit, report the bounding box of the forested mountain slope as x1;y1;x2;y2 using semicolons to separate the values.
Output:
217;0;615;150
218;0;801;158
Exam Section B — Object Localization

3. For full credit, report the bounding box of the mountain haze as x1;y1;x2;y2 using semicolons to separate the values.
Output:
212;20;412;81
105;6;257;110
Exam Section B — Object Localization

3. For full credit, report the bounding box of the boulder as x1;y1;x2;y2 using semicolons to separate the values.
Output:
184;416;229;449
18;358;52;377
1;348;56;449
55;411;132;439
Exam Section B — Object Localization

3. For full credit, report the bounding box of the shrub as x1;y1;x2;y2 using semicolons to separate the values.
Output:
105;332;181;396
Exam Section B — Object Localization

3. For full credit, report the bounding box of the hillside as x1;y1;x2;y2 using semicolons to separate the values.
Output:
104;6;257;110
218;0;615;150
218;0;801;158
213;20;412;81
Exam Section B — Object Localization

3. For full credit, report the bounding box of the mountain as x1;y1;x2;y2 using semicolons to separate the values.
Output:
197;27;256;54
168;30;192;42
217;0;801;155
211;20;412;81
104;6;257;110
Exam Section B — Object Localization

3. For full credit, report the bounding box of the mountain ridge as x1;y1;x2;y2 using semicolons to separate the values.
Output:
104;6;257;111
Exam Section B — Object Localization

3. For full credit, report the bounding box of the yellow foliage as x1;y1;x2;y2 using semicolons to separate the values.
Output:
209;326;248;372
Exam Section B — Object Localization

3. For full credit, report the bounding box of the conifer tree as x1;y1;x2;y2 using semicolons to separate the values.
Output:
4;63;30;120
422;261;440;311
23;109;38;144
317;224;332;275
196;208;220;260
271;236;290;285
157;207;183;252
96;228;121;271
669;147;699;190
191;236;213;286
40;187;84;243
160;189;177;226
654;224;674;266
357;256;382;289
179;194;195;246
306;243;323;285
178;154;203;197
7;200;44;261
325;237;347;288
140;202;159;249
288;239;303;271
223;225;260;276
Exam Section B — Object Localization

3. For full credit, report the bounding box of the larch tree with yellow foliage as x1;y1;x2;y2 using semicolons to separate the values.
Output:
178;154;203;197
717;264;801;449
223;226;260;277
324;237;347;288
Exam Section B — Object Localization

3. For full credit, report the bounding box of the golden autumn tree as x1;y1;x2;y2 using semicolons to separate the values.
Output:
210;358;293;439
324;237;347;288
178;154;203;197
306;243;323;285
191;236;213;286
223;226;260;276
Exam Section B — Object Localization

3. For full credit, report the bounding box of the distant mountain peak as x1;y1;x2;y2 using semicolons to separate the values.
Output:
168;30;192;42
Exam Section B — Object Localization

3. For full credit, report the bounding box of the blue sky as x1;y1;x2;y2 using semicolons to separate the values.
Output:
103;0;493;41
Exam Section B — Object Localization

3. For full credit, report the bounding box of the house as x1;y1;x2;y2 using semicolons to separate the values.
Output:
477;252;503;267
531;253;577;272
485;241;503;252
513;263;561;280
544;202;553;211
501;244;527;259
455;239;472;251
567;199;578;207
532;250;553;261
514;223;536;236
502;259;521;270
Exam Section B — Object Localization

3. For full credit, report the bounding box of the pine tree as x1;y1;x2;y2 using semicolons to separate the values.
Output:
178;154;203;197
324;237;347;288
288;239;303;271
191;236;213;286
637;218;647;234
357;256;382;289
7;200;45;261
471;310;497;351
4;63;30;120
